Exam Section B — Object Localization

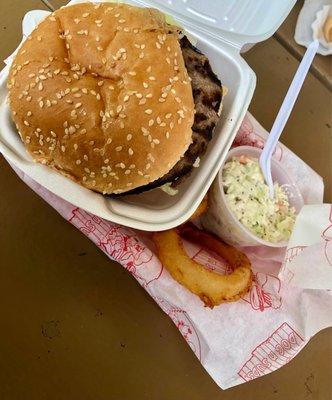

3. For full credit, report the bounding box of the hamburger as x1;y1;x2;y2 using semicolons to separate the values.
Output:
8;2;222;196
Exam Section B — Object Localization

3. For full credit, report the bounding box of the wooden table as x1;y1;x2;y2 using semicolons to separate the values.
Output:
0;1;331;399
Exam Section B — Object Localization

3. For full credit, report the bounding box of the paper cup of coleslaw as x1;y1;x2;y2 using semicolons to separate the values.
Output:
202;146;304;248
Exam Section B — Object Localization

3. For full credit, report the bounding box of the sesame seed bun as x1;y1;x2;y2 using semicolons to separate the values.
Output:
8;2;195;194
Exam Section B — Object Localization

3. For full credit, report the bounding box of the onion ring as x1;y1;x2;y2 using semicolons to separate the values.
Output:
189;195;208;221
153;224;252;308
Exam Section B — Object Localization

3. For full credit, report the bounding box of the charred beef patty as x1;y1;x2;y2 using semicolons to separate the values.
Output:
115;35;222;196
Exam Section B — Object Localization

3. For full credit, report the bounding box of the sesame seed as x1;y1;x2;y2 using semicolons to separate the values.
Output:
162;93;168;98
156;117;161;124
115;146;123;152
96;94;101;100
141;127;149;135
73;143;78;150
75;103;82;109
148;119;154;126
139;99;146;105
123;95;129;102
74;93;82;98
156;42;161;49
143;82;149;89
50;131;56;137
70;110;77;117
116;105;123;113
38;83;43;91
153;139;160;144
146;93;153;99
46;100;51;107
98;81;104;86
69;126;76;134
37;36;42;42
39;101;44;108
97;46;104;51
28;73;35;78
80;128;87;134
139;52;144;59
160;122;166;127
165;113;172;119
120;121;125;129
145;109;152;115
106;138;112;145
136;93;143;99
149;76;156;81
83;12;90;17
116;163;126;169
128;148;134;156
159;98;166;103
128;71;136;76
26;96;32;102
124;170;131;175
23;120;30;126
115;13;120;17
82;88;88;94
61;145;66;152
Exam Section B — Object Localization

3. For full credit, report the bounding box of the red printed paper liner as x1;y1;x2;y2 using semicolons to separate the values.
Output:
7;113;332;389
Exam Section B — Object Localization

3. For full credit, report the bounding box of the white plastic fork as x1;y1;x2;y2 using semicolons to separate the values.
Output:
259;39;319;198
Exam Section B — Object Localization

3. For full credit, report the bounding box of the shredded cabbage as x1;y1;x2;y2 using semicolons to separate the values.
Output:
222;156;296;243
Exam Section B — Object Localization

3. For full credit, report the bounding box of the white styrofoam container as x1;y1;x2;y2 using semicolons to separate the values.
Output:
0;0;296;231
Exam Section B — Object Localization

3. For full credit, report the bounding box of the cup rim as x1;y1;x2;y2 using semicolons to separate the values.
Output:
218;145;304;248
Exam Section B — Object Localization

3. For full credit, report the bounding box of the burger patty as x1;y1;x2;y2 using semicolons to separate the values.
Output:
118;35;223;196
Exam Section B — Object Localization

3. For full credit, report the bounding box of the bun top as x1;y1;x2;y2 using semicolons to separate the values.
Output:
8;2;195;194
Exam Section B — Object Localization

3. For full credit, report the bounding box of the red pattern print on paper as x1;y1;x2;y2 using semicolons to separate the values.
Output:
192;249;232;275
234;116;283;161
284;245;307;264
156;298;202;361
68;208;162;285
238;323;304;382
242;272;282;312
321;205;332;266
